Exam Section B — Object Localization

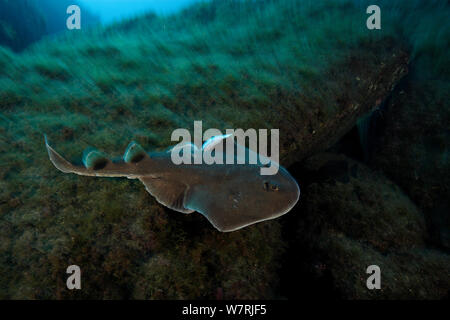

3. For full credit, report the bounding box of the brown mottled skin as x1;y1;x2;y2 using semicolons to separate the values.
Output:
45;137;300;232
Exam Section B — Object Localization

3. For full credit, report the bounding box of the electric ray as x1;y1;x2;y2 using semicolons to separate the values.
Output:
45;135;300;232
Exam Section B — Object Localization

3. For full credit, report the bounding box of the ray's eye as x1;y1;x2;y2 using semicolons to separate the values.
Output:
263;181;279;192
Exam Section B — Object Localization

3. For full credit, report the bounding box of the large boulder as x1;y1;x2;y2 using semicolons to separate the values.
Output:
294;153;449;299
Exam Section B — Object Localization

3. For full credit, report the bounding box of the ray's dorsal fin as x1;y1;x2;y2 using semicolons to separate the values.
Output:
139;177;194;214
82;147;110;170
123;141;148;163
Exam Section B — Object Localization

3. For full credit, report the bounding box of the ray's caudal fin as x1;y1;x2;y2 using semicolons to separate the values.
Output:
44;134;84;174
44;135;148;178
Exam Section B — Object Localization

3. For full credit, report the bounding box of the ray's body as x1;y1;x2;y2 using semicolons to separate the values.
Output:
45;136;300;232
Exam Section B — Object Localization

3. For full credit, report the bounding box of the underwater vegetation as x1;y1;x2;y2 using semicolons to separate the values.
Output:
0;0;448;299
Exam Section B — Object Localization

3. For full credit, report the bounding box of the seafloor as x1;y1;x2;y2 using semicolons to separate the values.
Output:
0;0;448;299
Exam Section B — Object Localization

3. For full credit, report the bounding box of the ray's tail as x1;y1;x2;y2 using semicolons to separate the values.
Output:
44;135;148;178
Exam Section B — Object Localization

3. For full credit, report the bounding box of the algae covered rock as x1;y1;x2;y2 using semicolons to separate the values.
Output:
361;1;450;250
295;153;449;299
280;40;408;166
1;175;285;299
0;0;417;300
131;222;284;300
